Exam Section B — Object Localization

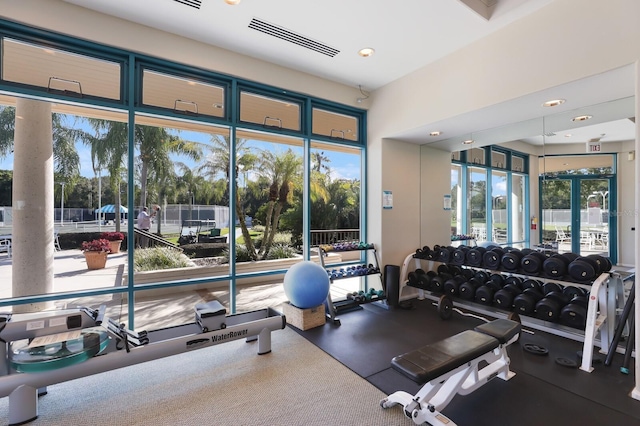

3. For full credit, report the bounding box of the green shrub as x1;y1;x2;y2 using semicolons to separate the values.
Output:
272;232;292;245
221;244;254;263
134;247;194;272
252;225;265;233
266;244;297;260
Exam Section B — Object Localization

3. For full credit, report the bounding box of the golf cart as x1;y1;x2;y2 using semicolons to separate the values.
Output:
178;220;203;245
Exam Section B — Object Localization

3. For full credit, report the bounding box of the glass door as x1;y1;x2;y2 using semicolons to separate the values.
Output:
541;178;572;252
541;176;615;261
579;179;610;257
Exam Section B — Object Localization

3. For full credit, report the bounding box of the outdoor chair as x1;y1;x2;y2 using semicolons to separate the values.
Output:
0;239;11;258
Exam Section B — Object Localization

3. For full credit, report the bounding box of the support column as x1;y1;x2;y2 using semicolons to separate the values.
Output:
12;98;54;312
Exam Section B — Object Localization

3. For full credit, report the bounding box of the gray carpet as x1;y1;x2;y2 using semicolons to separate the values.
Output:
0;326;408;425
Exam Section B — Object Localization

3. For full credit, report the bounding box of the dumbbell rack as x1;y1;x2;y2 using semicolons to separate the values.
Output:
398;251;634;363
315;244;385;325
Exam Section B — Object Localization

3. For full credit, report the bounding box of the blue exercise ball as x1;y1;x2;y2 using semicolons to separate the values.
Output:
283;261;330;309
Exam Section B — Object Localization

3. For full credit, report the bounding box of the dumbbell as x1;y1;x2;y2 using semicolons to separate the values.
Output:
431;271;452;293
520;251;548;275
414;246;430;260
443;275;467;296
475;284;496;305
503;276;523;292
501;248;523;272
560;295;588;329
483;246;505;270
437;246;456;263
488;273;505;289
513;287;544;315
413;269;436;290
568;256;601;282
521;278;542;293
493;279;522;310
562;285;588;300
451;246;468;265
426;245;440;261
465;246;486;267
447;264;463;277
542;253;578;279
458;277;483;301
535;289;570;322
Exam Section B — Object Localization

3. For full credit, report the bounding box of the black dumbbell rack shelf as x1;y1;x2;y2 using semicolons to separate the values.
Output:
315;245;386;325
328;271;382;281
398;251;633;367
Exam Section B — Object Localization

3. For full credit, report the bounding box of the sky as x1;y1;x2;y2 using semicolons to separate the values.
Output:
0;117;362;182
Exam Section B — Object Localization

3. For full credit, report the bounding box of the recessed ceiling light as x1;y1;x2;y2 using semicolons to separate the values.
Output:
212;103;223;109
564;133;572;138
542;99;565;107
563;163;569;166
572;115;592;122
462;139;474;145
358;47;375;57
429;131;441;136
224;0;241;4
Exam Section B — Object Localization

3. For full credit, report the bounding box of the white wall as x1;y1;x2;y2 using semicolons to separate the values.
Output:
367;0;639;268
0;0;364;107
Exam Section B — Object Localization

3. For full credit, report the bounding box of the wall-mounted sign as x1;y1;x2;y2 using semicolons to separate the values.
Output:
383;190;393;209
443;194;451;210
586;141;602;153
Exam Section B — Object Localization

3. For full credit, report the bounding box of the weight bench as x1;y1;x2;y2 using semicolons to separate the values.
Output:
381;319;520;426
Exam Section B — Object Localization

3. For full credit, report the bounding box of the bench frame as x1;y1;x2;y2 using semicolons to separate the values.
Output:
381;329;518;426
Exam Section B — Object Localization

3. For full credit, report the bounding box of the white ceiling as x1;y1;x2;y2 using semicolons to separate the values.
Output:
62;0;636;148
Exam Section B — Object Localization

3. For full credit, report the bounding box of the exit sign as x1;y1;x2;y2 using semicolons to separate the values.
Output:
587;141;602;153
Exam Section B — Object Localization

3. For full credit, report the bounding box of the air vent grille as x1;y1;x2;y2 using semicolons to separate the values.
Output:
248;18;339;57
174;0;202;9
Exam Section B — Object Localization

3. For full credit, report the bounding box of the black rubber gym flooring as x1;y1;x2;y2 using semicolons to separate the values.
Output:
292;299;640;426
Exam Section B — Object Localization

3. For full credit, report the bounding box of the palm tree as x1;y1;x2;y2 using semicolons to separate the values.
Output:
258;148;302;258
198;134;259;260
85;120;202;232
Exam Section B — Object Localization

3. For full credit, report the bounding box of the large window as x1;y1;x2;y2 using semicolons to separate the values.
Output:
0;23;366;326
453;146;529;245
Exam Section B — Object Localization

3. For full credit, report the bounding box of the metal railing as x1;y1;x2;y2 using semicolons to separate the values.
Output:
310;229;360;246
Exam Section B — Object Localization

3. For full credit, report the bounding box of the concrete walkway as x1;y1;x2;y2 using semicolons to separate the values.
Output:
0;249;360;331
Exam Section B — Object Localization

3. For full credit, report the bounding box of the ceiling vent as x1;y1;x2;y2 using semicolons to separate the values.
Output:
248;18;340;57
173;0;202;9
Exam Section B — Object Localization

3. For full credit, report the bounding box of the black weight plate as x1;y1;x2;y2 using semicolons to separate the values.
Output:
438;295;453;320
523;343;549;356
555;357;578;368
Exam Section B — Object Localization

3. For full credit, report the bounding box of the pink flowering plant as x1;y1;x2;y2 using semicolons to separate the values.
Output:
82;239;112;253
100;232;124;241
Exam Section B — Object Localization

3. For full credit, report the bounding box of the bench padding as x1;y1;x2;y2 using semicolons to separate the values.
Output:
392;330;498;384
474;318;520;344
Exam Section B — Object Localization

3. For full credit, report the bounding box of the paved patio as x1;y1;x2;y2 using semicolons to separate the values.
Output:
0;250;360;331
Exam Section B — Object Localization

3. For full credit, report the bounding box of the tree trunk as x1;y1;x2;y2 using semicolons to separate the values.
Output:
235;189;257;261
261;201;285;259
